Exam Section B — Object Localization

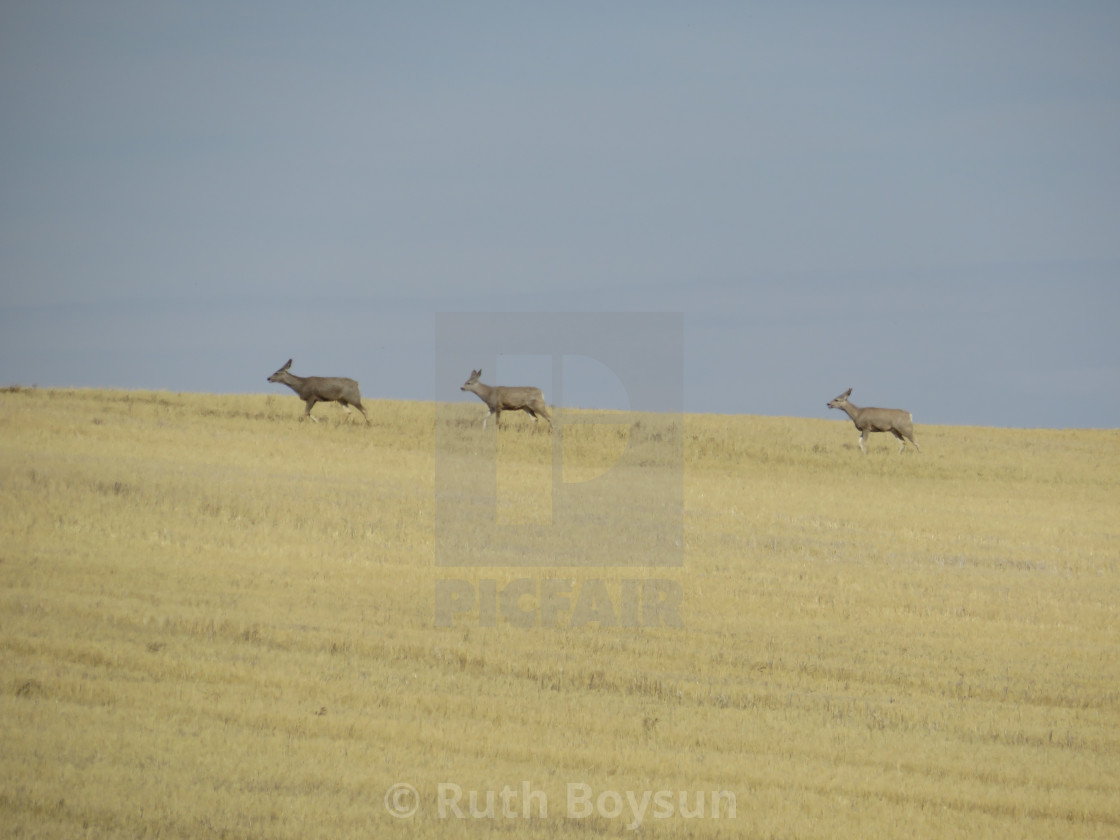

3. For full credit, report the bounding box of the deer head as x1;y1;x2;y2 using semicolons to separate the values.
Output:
461;369;482;391
827;388;853;410
268;359;294;383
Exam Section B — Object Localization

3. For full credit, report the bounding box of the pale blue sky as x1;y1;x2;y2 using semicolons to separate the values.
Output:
1;2;1117;427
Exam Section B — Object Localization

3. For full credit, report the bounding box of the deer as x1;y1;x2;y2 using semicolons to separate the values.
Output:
460;369;552;431
827;388;920;454
267;359;369;424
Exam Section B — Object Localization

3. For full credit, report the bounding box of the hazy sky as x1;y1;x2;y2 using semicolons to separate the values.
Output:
2;2;1117;428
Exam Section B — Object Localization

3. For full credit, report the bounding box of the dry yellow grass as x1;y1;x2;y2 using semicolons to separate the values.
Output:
1;386;1117;838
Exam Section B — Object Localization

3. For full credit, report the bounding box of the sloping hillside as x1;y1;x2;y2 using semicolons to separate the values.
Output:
2;387;1117;839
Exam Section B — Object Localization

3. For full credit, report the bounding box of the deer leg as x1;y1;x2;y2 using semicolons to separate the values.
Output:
858;431;868;454
892;430;919;454
305;398;320;422
357;403;370;425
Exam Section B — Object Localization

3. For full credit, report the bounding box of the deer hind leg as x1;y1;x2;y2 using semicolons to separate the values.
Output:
891;429;920;453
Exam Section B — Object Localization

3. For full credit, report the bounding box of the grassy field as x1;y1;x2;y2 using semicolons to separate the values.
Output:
1;386;1117;838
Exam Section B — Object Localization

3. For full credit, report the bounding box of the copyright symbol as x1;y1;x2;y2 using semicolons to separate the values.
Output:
384;782;419;818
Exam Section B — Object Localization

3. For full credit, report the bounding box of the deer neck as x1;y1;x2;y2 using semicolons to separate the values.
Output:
468;381;493;403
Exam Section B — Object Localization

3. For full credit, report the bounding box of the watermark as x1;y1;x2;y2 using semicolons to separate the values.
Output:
434;577;683;627
383;782;419;819
435;312;683;569
384;781;736;831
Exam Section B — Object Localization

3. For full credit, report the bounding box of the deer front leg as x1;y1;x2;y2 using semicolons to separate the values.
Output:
858;430;869;454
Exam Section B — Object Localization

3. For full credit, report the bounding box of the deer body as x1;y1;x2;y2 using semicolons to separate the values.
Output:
268;359;369;424
827;388;919;454
461;369;552;430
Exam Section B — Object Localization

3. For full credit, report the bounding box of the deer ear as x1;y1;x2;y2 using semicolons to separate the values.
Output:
844;388;852;397
284;359;293;370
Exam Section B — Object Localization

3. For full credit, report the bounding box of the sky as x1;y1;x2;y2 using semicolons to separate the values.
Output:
1;2;1118;428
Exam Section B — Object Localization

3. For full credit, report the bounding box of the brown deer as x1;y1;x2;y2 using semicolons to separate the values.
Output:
461;369;552;431
267;359;369;424
827;388;919;454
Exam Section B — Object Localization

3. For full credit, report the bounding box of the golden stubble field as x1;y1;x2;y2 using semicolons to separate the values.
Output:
1;386;1117;839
